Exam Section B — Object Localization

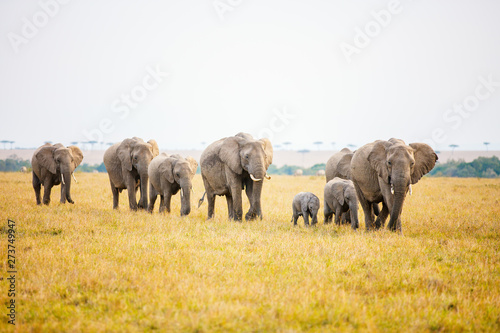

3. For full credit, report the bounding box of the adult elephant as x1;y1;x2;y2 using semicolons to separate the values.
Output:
350;138;438;232
32;143;83;205
200;132;273;221
103;137;159;210
148;153;198;216
325;147;353;182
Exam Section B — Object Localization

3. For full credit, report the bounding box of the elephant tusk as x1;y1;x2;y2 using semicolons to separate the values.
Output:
180;188;184;198
250;174;262;181
61;173;65;185
390;183;394;195
72;172;77;183
409;184;412;195
191;188;195;194
264;173;271;180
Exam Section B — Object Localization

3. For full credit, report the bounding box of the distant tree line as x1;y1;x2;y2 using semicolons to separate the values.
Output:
267;163;326;176
429;156;500;178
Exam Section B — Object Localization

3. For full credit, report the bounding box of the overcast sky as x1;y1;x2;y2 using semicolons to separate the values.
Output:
1;0;499;151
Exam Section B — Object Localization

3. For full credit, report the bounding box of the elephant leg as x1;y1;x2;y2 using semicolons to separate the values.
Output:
110;181;119;209
354;184;374;231
230;185;243;221
374;203;389;229
42;178;53;205
206;191;216;220
311;210;318;225
159;195;164;211
148;183;158;213
226;194;234;220
126;176;138;211
160;191;171;214
33;172;42;205
324;202;333;224
341;210;351;224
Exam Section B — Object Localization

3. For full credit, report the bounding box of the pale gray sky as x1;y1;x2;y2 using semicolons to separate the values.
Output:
1;0;499;151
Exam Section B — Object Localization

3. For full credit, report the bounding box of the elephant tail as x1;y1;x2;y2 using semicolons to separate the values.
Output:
198;192;206;208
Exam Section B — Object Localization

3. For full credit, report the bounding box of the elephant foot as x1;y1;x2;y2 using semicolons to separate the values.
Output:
245;211;261;221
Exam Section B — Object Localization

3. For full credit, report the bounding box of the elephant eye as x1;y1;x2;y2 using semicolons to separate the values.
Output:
133;156;138;161
245;154;249;159
176;172;180;177
411;161;415;167
387;161;392;166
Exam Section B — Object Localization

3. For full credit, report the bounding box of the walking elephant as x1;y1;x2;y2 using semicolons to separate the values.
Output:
31;143;83;205
291;192;320;226
324;178;359;229
103;137;159;210
199;132;273;221
350;138;438;232
148;153;198;216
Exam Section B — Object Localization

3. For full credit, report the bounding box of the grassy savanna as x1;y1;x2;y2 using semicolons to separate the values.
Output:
1;172;499;332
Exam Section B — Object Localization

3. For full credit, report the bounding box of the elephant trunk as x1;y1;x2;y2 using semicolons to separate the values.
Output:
61;169;73;204
387;180;407;231
246;164;265;220
138;169;149;209
180;180;192;216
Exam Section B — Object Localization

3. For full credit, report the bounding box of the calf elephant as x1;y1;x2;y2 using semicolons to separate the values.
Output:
148;153;198;216
324;178;359;229
103;137;159;210
350;138;438;232
291;192;320;226
200;132;273;221
31;143;83;205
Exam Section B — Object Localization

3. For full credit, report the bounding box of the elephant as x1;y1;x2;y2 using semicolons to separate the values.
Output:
324;178;359;229
294;169;303;176
315;169;325;177
31;143;83;205
148;153;198;216
103;137;159;210
199;132;273;221
20;166;28;173
350;138;438;232
325;148;353;182
325;147;379;223
291;192;319;226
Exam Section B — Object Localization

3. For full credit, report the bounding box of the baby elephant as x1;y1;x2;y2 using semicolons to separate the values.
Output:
291;192;320;226
324;178;359;229
148;153;198;216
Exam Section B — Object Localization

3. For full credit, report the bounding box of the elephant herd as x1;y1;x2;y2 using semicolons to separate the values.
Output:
31;134;438;232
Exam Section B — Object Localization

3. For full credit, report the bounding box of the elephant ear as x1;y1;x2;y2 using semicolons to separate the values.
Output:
159;157;176;183
68;146;83;170
220;137;243;174
409;143;438;184
258;138;273;169
148;139;159;157
367;141;389;183
117;138;135;172
337;153;353;179
186;156;198;177
332;181;345;206
36;146;57;174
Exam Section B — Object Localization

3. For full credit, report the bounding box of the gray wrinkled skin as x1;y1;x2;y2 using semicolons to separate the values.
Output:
291;192;320;226
324;178;359;230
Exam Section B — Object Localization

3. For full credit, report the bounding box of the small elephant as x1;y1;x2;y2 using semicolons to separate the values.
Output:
324;178;359;229
200;132;273;221
103;137;159;210
315;169;325;177
294;169;303;176
350;138;438;232
31;143;83;205
148;153;198;216
291;192;320;226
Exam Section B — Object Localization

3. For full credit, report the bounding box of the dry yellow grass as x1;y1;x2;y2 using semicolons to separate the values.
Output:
0;172;499;332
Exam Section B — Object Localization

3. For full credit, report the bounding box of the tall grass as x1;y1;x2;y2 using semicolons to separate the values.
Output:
0;172;499;331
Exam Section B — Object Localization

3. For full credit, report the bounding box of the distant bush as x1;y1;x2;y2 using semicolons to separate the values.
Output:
268;163;326;176
0;157;31;172
429;156;500;178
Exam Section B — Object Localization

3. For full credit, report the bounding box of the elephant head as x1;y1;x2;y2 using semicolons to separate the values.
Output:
368;139;437;230
159;155;198;216
219;134;273;219
35;144;83;203
117;137;159;208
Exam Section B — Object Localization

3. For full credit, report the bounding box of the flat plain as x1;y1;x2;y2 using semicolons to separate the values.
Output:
0;172;499;332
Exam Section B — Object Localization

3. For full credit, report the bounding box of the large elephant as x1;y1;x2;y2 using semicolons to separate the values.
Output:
325;147;353;182
324;178;359;229
148;153;198;216
199;132;273;221
103;137;159;210
350;138;438;232
31;143;83;205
